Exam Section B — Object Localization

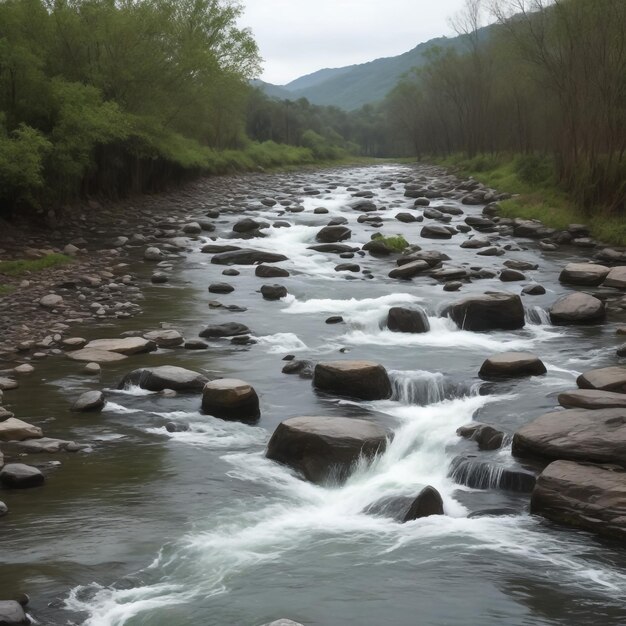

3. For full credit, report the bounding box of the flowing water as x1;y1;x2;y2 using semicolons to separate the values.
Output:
2;164;626;625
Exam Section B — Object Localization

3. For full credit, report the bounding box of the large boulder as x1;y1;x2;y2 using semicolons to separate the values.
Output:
199;322;250;338
0;418;43;442
559;263;610;286
266;416;389;483
403;486;444;521
119;366;209;392
313;361;392;400
316;226;351;243
531;460;626;540
84;337;156;355
549;292;605;325
577;366;626;392
71;390;106;412
604;266;626;289
211;249;288;265
0;600;29;625
201;379;260;422
478;352;546;379
0;463;44;488
558;389;626;410
387;307;430;334
446;292;525;331
512;407;626;466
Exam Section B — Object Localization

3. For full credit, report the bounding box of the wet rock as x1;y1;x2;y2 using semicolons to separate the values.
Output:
0;600;29;624
151;272;168;284
513;408;626;465
522;283;545;295
165;422;189;433
350;199;377;212
335;263;360;272
316;226;351;243
182;222;201;234
460;238;490;249
71;390;106;412
423;208;451;222
387;307;430;334
255;265;290;278
604;267;626;289
403;486;444;521
62;337;88;350
398;250;448;268
0;407;14;422
314;360;391;400
211;249;288;265
467;508;520;519
0;418;43;441
14;364;34;375
421;225;452;239
446;292;525;331
231;335;256;345
263;619;304;626
144;247;163;261
432;268;468;282
83;362;101;375
0;463;44;489
530;460;626;540
499;269;525;281
14;437;89;453
457;422;505;450
577;366;626;392
199;323;250;338
233;218;263;233
362;240;393;256
184;340;208;350
266;415;389;484
443;281;462;292
40;294;63;309
449;456;536;492
144;330;184;348
559;263;610;286
476;247;503;257
513;220;544;238
307;243;357;254
261;284;288;300
0;502;7;517
201;379;260;422
395;212;417;223
465;216;495;231
201;244;240;254
119;366;209;392
282;360;315;378
84;337;156;355
325;316;343;324
558;389;626;410
503;260;538;271
549;292;605;325
208;283;234;294
222;269;239;277
479;352;546;379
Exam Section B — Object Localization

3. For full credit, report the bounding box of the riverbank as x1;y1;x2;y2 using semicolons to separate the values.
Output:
432;154;626;248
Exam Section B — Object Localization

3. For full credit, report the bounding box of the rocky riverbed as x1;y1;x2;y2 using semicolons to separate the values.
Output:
1;163;626;626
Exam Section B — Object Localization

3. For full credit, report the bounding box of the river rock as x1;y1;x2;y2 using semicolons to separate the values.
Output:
549;292;605;325
0;502;7;517
255;265;290;278
119;366;209;392
513;407;626;466
83;362;101;375
421;225;452;239
40;293;63;309
403;486;444;521
395;212;417;223
604;266;626;289
208;283;234;294
84;337;156;355
201;379;260;422
0;418;43;441
144;247;163;261
261;284;288;300
0;600;28;625
460;238;490;249
266;416;389;483
522;283;546;295
387;307;430;333
530;460;626;540
362;240;393;256
233;218;262;233
503;260;538;271
71;390;106;412
576;366;626;392
499;269;525;281
0;378;18;391
62;337;88;350
559;263;610;286
558;389;626;410
457;422;505;450
313;361;392;400
263;620;304;626
199;322;250;338
350;199;377;212
398;250;449;268
0;463;44;488
307;243;357;254
446;292;525;331
479;352;546;379
143;329;184;348
211;249;288;265
449;456;536;492
316;226;351;243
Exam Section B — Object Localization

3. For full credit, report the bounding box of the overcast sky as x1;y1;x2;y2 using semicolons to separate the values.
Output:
241;0;467;85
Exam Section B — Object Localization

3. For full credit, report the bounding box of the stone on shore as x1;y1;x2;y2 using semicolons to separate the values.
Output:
210;249;288;265
549;292;605;325
403;486;444;522
71;390;106;412
387;307;430;334
266;416;389;483
0;463;44;489
0;418;43;441
446;292;525;331
39;293;63;309
558;389;626;410
201;379;260;422
576;366;626;393
559;263;610;286
313;361;392;400
479;352;546;379
512;407;626;466
119;366;209;392
85;337;157;355
0;600;29;625
531;460;626;540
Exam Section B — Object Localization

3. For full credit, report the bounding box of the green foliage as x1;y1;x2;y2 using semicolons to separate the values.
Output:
514;154;553;186
0;253;72;275
371;233;409;252
0;285;16;295
301;130;346;160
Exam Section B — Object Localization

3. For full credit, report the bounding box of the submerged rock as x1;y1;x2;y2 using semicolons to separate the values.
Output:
457;422;505;450
313;360;392;400
449;456;536;493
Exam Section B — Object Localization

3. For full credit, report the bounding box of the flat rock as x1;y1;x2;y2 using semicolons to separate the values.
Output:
119;366;209;392
85;337;156;355
577;366;626;392
143;330;184;347
201;379;260;422
0;418;43;441
558;389;626;410
549;292;605;325
479;352;546;379
313;361;392;400
531;460;626;540
559;263;610;286
604;266;626;289
210;249;288;265
513;407;626;466
266;415;389;483
67;348;128;363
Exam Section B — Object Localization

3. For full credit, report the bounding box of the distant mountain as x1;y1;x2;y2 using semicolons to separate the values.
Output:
250;79;292;100
255;28;491;110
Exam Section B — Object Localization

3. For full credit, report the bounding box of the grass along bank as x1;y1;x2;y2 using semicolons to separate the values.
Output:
0;254;73;277
433;154;626;248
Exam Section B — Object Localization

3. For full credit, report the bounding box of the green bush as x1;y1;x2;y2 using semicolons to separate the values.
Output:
371;233;409;251
514;154;553;185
